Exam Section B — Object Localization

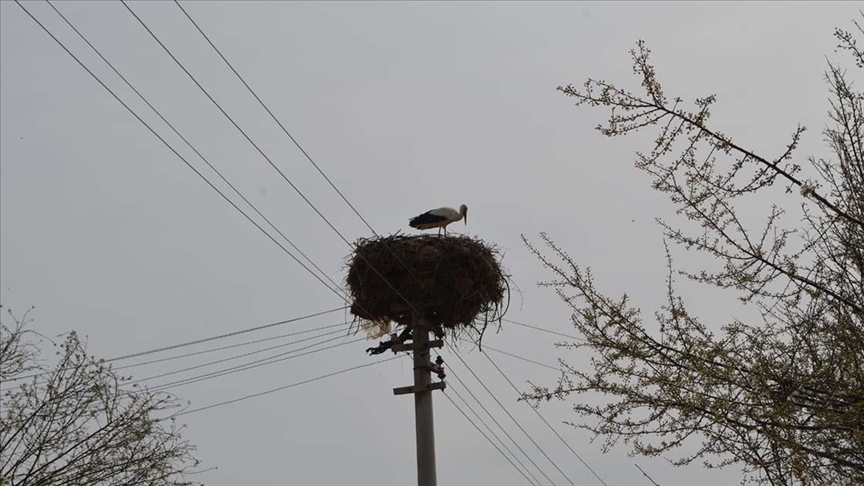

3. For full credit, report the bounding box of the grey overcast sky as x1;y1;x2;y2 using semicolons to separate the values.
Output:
1;1;858;485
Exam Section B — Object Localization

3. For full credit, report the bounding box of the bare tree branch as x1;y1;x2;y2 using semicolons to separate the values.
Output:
0;314;202;486
523;15;864;486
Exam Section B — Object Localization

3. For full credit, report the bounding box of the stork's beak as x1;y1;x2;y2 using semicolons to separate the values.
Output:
464;213;468;226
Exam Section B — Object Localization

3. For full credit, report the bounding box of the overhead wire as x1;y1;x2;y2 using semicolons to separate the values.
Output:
478;343;564;373
174;355;399;417
171;0;427;287
41;0;583;367
124;326;350;386
9;10;410;474
443;352;551;486
448;346;577;486
158;0;462;371
8;4;373;407
120;0;423;322
44;0;348;300
38;0;389;381
480;350;609;486
106;307;347;363
503;319;585;342
114;321;350;371
393;353;536;485
451;337;610;483
12;0;352;356
172;0;380;238
443;386;536;486
9;323;353;391
634;464;661;486
456;319;611;484
445;379;541;486
120;0;347;249
10;5;396;426
146;336;367;393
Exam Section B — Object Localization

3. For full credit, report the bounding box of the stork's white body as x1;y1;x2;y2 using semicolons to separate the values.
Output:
409;204;468;235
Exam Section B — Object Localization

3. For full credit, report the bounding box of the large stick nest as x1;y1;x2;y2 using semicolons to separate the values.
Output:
346;233;510;344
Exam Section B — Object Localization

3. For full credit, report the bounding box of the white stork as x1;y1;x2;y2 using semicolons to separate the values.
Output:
409;204;468;236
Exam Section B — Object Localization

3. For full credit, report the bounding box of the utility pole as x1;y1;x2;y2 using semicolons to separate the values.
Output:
393;314;445;486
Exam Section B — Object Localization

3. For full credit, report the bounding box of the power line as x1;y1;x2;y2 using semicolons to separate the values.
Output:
439;353;541;485
121;0;425;324
445;380;541;486
12;0;354;361
503;319;585;342
147;336;366;393
442;387;536;486
187;0;475;357
443;352;550;486
7;324;352;391
171;1;437;300
172;0;380;238
39;0;381;332
29;5;392;420
107;306;347;363
120;0;351;248
47;0;574;360
7;307;347;381
174;355;399;417
10;5;390;426
386;356;534;486
634;464;660;486
124;326;350;386
114;321;350;371
45;0;348;299
448;346;576;486
480;350;609;486
174;0;430;294
480;344;563;373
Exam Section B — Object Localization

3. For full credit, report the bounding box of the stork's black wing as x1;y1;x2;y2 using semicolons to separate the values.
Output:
409;211;447;228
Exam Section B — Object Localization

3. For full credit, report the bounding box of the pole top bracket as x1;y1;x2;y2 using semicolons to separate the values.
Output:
391;339;443;353
393;381;446;396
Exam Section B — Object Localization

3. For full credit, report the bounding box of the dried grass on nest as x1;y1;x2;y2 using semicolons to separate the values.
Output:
346;233;510;345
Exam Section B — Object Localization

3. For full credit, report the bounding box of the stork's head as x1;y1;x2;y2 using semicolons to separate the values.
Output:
460;204;468;225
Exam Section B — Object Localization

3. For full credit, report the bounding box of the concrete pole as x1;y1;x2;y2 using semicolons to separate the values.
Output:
413;313;437;486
